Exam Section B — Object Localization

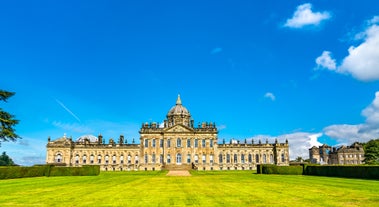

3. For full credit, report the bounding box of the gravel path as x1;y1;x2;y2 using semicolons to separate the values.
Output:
166;170;191;176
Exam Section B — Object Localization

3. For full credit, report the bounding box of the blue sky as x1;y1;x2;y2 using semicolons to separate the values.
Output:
1;1;379;165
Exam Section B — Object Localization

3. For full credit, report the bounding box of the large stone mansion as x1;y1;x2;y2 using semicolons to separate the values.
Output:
46;95;290;171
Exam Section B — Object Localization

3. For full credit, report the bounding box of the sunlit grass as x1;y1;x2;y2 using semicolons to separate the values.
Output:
0;170;378;206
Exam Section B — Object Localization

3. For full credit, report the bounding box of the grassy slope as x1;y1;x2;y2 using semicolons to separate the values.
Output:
0;170;378;206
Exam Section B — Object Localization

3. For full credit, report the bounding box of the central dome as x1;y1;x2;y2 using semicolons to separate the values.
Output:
167;95;190;116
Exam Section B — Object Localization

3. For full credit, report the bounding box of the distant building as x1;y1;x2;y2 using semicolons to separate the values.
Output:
309;142;365;165
46;95;290;171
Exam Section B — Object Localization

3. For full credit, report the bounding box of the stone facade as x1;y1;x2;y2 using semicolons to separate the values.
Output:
309;142;365;165
46;95;290;171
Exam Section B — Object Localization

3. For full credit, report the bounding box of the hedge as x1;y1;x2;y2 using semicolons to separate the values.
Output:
303;165;379;179
259;164;303;175
0;165;100;179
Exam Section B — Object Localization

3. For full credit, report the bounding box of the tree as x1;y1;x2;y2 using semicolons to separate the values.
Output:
0;90;21;145
0;151;15;166
363;139;379;165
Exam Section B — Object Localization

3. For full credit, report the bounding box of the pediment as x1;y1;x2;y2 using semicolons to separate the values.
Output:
164;124;194;133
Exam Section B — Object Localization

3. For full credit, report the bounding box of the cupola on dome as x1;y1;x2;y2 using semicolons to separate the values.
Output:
167;95;191;116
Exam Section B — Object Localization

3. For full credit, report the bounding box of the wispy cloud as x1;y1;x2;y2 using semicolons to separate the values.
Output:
284;3;331;29
52;121;93;134
55;99;81;122
264;92;276;101
315;51;336;70
210;47;223;55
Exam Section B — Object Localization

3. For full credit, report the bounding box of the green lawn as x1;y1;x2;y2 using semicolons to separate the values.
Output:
0;170;378;206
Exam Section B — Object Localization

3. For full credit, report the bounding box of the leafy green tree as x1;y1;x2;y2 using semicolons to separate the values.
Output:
0;151;15;166
363;139;379;165
0;90;21;145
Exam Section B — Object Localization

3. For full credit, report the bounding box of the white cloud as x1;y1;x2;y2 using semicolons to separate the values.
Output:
1;137;46;166
284;3;331;28
338;24;379;81
315;51;336;70
249;132;322;160
317;16;379;81
323;91;379;144
264;92;276;101
210;47;223;55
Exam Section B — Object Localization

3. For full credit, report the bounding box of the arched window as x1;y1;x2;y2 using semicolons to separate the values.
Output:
98;155;102;164
256;154;259;163
270;154;274;164
83;155;87;164
90;154;94;164
226;154;230;163
187;154;191;163
105;155;109;164
127;154;131;164
75;154;79;164
219;154;223;163
135;155;139;164
167;154;171;164
281;153;285;162
160;154;163;163
241;154;245;164
176;153;182;164
234;154;238;163
177;138;181;147
248;154;252;163
263;154;267;164
210;154;214;163
55;153;62;163
202;154;206;163
194;154;199;164
112;155;116;164
120;155;124;164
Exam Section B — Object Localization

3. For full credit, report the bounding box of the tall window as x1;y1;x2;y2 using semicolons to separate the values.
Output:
210;155;214;164
263;154;267;163
234;154;238;163
187;139;191;147
187;154;191;163
128;155;131;164
90;154;94;164
167;154;171;164
98;155;101;164
144;153;148;164
176;153;182;164
219;154;223;163
177;138;181;147
55;154;62;163
83;155;87;164
120;155;124;164
144;139;148;147
152;139;156;147
75;154;79;164
152;153;156;164
226;154;230;163
167;139;171;148
194;154;199;164
256;154;259;163
202;154;206;163
160;154;163;164
281;153;285;162
241;154;245;164
194;139;198;148
270;154;274;164
248;154;252;163
210;140;213;147
135;155;139;164
112;155;116;164
202;139;206;148
105;155;109;164
160;139;163;148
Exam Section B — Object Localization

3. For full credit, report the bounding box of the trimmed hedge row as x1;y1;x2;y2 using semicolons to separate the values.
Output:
259;164;303;175
304;165;379;179
0;165;100;179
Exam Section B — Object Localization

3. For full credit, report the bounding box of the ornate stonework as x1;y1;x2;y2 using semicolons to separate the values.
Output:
46;95;290;171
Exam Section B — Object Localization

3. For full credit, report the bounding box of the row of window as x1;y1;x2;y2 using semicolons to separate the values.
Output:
56;153;286;165
339;154;362;159
144;138;214;148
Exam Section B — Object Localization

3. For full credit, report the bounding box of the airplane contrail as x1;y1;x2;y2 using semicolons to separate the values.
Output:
55;99;81;122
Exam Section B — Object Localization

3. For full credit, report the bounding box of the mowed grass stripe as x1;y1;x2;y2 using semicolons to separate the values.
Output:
0;171;378;206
